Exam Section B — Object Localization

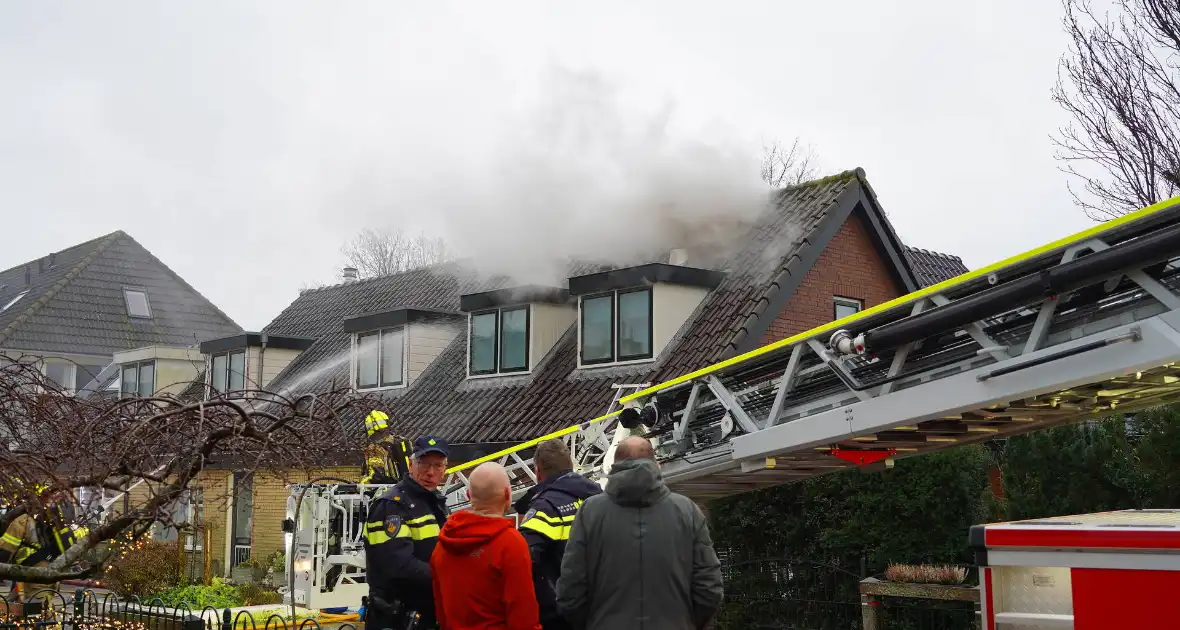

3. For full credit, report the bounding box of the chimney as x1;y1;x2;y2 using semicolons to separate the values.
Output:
342;267;358;282
668;248;689;266
24;266;31;286
48;252;56;269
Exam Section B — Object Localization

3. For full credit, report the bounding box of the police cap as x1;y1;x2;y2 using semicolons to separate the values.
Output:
413;435;450;458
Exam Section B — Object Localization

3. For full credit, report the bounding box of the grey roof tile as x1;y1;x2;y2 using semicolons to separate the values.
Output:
904;245;970;287
0;231;242;357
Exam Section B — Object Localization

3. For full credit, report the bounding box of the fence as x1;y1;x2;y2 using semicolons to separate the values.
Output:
714;558;979;630
0;588;358;630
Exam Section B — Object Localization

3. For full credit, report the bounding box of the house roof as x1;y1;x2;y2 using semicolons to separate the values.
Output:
264;168;966;445
904;246;969;286
0;231;243;358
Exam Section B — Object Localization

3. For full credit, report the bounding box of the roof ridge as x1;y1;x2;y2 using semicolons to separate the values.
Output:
0;232;122;346
0;229;120;279
118;232;243;332
778;167;866;192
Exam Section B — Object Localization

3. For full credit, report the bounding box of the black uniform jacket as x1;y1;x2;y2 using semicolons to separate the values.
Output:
513;470;602;626
364;476;450;614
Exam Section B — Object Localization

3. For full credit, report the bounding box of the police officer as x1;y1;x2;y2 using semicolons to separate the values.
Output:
363;436;451;630
514;439;602;630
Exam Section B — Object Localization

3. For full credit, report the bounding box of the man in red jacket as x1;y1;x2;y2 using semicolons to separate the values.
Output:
431;462;541;630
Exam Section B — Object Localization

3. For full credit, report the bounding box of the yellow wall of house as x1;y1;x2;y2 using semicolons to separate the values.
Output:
99;466;362;577
245;467;362;564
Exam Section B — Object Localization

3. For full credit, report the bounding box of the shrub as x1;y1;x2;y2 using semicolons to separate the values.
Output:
237;583;282;606
102;539;182;598
153;580;243;609
885;563;968;585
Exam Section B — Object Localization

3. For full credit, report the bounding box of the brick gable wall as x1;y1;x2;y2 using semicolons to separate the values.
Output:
760;212;904;346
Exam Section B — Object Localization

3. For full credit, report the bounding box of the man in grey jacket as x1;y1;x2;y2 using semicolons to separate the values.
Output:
556;436;724;630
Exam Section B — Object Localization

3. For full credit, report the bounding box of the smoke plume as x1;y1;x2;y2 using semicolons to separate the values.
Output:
417;67;773;285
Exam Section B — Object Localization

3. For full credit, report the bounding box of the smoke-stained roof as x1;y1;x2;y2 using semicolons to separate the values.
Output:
263;168;966;444
0;231;242;358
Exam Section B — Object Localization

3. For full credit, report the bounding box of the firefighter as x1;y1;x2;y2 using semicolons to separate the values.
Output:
513;438;602;630
360;410;411;486
363;435;450;630
0;486;87;604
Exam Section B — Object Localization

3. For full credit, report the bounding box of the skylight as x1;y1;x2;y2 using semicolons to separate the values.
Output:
1;290;29;313
123;288;152;319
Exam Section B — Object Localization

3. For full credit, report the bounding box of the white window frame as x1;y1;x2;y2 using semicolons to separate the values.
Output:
122;287;153;319
833;296;863;321
152;488;204;551
42;361;77;395
467;305;532;378
120;360;157;399
577;287;654;368
351;326;407;391
208;349;248;398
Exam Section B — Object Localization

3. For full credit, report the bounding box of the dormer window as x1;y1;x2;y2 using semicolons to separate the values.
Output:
355;327;405;390
580;288;652;365
210;349;246;395
569;263;724;369
120;360;156;398
469;306;530;376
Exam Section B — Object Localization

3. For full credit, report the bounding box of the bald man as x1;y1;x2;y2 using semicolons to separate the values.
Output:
431;462;541;630
557;436;723;630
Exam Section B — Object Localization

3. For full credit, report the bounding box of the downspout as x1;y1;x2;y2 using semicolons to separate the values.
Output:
258;334;267;389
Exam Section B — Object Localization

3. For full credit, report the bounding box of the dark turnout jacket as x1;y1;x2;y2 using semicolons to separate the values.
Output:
514;471;602;629
555;458;724;630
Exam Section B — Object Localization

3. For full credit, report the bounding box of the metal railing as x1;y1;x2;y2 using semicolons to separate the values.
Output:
232;546;252;568
0;588;359;630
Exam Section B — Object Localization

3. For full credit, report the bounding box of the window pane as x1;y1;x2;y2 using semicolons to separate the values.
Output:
581;295;614;363
138;362;155;397
45;363;73;391
121;365;137;396
380;329;404;386
228;351;245;391
124;290;152;318
500;308;528;371
618;290;652;359
834;299;861;321
356;333;379;388
211;354;228;394
75;364;105;391
470;313;497;374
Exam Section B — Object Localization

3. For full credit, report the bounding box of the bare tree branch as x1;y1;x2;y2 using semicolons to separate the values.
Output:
0;354;384;583
341;228;454;279
1052;0;1180;220
760;138;821;188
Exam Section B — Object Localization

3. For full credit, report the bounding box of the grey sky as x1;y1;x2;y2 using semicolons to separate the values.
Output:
1;1;1076;330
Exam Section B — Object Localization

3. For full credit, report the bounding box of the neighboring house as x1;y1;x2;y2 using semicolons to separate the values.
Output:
0;229;242;396
0;230;246;574
174;168;969;572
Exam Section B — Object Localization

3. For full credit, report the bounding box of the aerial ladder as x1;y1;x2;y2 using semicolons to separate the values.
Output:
287;194;1180;611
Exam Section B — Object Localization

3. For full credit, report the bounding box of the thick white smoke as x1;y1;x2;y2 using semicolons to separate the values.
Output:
417;67;774;285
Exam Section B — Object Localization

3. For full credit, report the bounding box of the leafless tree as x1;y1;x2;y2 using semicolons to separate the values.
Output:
1052;0;1180;220
760;138;821;188
0;355;381;584
341;228;454;279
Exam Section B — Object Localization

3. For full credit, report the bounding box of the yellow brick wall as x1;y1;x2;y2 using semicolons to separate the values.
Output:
96;466;361;577
246;467;361;564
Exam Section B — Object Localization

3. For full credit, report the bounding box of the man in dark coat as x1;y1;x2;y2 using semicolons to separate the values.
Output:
514;439;602;630
556;436;723;630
